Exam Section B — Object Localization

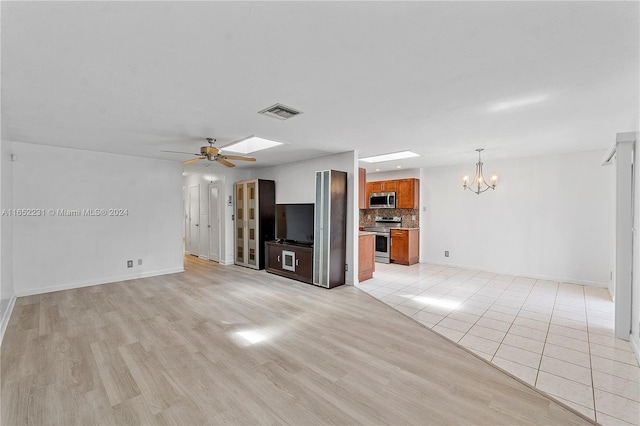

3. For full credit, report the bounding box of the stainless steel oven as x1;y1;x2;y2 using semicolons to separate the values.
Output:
373;232;391;263
364;216;401;264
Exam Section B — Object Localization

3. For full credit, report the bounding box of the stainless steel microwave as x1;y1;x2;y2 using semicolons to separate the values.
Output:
369;192;396;209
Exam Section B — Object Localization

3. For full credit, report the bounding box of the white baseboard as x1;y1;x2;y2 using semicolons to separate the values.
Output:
14;267;185;297
0;295;17;347
419;260;608;288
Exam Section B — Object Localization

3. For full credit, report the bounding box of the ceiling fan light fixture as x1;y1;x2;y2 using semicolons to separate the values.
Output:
222;136;283;154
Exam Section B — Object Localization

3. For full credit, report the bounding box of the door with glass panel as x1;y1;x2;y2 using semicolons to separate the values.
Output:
235;182;245;265
235;180;261;269
246;180;258;267
234;179;275;270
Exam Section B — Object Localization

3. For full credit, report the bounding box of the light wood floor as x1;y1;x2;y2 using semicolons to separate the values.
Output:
1;256;594;425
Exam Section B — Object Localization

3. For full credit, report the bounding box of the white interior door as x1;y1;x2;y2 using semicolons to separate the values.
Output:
199;197;209;259
187;185;200;257
208;184;221;262
183;186;187;250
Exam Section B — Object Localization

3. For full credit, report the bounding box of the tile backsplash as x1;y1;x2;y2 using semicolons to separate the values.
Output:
360;208;420;228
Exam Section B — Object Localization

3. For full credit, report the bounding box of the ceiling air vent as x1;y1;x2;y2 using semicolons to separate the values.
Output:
258;103;302;120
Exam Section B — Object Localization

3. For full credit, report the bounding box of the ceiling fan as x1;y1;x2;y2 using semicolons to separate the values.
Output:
162;138;256;167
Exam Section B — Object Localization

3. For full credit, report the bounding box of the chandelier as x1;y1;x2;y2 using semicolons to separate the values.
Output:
462;148;498;195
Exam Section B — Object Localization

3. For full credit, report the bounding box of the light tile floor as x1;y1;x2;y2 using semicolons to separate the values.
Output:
356;262;640;425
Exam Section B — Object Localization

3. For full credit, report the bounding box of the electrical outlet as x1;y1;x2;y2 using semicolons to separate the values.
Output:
345;264;348;272
138;259;143;266
411;215;416;221
444;251;449;257
127;260;133;268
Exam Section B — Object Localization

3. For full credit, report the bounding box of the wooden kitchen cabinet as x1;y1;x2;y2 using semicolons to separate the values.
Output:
358;233;375;281
390;228;419;265
381;180;397;192
359;168;367;209
365;178;420;209
366;181;381;195
366;180;397;194
396;178;420;209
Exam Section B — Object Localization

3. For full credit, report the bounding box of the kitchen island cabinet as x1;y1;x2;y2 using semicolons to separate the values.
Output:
358;232;375;281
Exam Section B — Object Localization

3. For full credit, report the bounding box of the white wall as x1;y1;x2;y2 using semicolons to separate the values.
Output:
11;142;184;296
252;151;358;284
1;139;16;342
421;150;612;286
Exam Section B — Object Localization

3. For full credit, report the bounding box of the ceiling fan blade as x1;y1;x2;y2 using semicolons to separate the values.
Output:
221;155;256;162
216;158;236;168
183;157;205;165
161;150;200;155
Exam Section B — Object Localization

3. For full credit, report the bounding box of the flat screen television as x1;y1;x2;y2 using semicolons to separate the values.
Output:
275;203;315;245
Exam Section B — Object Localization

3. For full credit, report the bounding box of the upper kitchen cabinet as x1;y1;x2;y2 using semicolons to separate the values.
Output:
359;168;367;210
365;178;420;209
367;180;397;193
396;178;420;209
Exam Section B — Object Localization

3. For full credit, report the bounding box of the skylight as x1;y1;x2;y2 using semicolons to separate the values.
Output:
222;136;283;154
359;151;420;163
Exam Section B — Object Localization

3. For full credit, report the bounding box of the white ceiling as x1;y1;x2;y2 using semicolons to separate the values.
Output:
2;1;638;173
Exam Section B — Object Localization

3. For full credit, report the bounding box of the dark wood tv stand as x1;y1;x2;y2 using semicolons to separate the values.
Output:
265;241;313;284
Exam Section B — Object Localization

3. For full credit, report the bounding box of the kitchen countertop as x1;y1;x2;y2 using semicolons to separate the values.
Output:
390;227;419;230
359;231;377;236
